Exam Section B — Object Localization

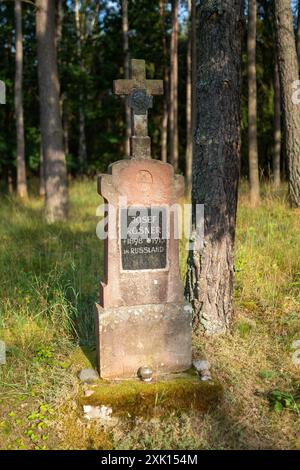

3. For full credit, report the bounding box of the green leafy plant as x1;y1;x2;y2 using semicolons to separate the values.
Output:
34;347;54;364
259;370;276;380
268;390;300;413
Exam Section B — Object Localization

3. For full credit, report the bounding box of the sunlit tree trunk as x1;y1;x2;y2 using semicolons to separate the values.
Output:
248;0;260;205
39;141;46;197
75;0;87;170
56;0;63;46
274;0;300;207
186;0;244;334
36;0;68;221
14;0;27;199
297;1;300;68
122;0;131;157
273;58;281;189
61;93;69;156
159;0;168;163
192;0;197;134
186;0;192;192
169;0;179;170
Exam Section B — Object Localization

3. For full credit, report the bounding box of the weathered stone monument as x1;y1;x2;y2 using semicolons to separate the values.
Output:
96;59;192;379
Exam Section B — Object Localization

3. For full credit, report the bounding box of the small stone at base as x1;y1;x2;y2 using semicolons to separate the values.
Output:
78;368;99;384
193;359;211;372
201;375;212;382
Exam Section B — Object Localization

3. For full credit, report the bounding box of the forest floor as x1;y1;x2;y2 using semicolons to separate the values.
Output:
0;180;299;450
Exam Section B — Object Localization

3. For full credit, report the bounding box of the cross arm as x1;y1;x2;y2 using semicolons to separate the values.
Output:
145;80;164;96
113;79;134;96
114;79;163;97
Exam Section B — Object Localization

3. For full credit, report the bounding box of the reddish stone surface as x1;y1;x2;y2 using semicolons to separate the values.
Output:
98;159;185;309
96;302;192;379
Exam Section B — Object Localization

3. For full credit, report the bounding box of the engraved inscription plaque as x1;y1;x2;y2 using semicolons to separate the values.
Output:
120;207;168;271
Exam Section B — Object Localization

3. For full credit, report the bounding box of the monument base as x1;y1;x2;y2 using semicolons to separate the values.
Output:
95;302;193;379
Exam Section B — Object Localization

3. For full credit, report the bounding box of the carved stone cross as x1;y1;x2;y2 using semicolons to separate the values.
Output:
0;81;5;105
114;59;163;159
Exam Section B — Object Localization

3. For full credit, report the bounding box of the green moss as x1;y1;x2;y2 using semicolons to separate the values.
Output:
80;374;223;418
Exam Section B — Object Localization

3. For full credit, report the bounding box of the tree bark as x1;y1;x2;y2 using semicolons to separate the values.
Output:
186;0;192;192
14;0;28;199
75;0;87;170
248;0;260;205
159;0;168;163
169;0;179;170
274;0;300;207
192;0;197;135
39;140;46;197
297;1;300;68
36;0;68;222
185;0;244;334
273;57;281;189
61;92;69;156
122;0;131;157
55;0;63;47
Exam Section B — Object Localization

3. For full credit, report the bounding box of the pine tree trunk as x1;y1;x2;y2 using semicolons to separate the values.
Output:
56;0;63;46
36;0;68;222
159;0;168;163
122;0;131;157
14;0;27;199
62;93;69;156
185;0;192;192
274;0;300;207
39;141;46;197
192;0;197;135
75;0;87;170
273;58;281;189
169;0;179;170
185;0;244;334
297;1;300;68
248;0;260;206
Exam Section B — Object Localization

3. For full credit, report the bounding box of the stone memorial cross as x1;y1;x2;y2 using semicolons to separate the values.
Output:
114;59;163;159
96;59;192;379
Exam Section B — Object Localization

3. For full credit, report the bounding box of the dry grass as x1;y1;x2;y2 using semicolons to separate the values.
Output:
0;180;299;449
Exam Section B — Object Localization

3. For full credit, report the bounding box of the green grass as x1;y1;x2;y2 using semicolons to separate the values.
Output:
0;179;299;449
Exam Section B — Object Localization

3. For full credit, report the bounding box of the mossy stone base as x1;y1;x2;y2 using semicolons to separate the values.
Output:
79;372;222;418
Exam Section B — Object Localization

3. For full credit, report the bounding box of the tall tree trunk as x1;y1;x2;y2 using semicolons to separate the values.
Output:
248;0;260;206
273;57;281;189
274;0;300;207
186;0;192;191
14;0;27;199
75;0;87;170
192;0;197;135
122;0;131;157
56;0;63;46
62;93;69;155
297;1;300;68
39;141;46;197
169;0;179;170
36;0;68;222
186;0;244;334
159;0;168;163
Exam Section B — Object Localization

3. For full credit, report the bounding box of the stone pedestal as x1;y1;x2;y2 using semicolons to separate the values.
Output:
96;302;192;379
